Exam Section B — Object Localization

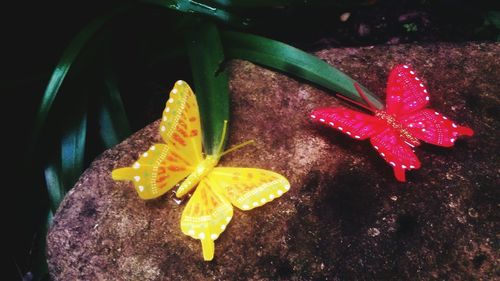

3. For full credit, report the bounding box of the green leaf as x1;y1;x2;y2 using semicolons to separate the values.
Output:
99;70;131;148
60;103;88;190
205;0;292;8
142;0;250;27
185;21;230;155
221;31;384;110
32;5;130;149
44;162;64;213
205;0;370;8
203;0;296;7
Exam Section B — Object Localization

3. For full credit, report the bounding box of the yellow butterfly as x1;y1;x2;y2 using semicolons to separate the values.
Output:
111;80;290;261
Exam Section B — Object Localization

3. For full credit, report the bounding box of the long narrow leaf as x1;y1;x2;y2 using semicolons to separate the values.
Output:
185;22;230;154
99;71;131;148
60;107;88;190
32;5;129;148
142;0;250;27
221;31;384;110
206;0;370;8
44;163;64;213
99;105;120;148
98;100;131;148
205;0;298;7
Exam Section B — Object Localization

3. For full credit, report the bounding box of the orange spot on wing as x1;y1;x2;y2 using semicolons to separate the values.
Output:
156;175;171;188
171;152;190;165
178;120;188;130
177;128;188;137
173;133;187;146
190;130;198;137
158;167;166;174
157;175;170;182
189;117;197;122
168;165;185;171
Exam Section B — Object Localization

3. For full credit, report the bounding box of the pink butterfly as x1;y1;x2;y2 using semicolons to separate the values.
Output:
310;64;474;182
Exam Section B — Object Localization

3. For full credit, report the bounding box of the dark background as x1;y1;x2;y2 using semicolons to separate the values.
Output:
4;0;499;280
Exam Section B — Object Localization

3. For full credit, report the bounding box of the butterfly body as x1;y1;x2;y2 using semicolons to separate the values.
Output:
176;155;218;198
374;110;420;147
112;81;290;261
311;64;473;182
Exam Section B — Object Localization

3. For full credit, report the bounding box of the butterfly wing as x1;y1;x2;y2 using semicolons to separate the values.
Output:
207;167;290;210
111;80;203;199
310;107;384;140
385;64;430;115
370;128;421;182
180;178;233;261
112;144;194;199
399;109;474;147
160;80;203;162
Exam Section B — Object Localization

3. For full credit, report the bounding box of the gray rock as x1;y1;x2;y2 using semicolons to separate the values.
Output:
47;43;499;280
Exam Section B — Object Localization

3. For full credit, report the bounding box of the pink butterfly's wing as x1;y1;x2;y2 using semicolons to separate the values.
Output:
311;107;421;181
310;107;384;140
399;109;474;147
371;128;421;182
385;64;430;116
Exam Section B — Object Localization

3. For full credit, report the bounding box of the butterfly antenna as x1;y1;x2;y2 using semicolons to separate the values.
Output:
353;83;377;111
216;120;255;157
220;140;255;157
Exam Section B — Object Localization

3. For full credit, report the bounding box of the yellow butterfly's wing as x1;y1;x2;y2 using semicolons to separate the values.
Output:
111;80;203;199
159;80;203;163
112;144;193;199
180;178;233;261
207;167;290;210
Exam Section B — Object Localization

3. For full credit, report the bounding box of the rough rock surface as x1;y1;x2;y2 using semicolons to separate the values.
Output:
48;43;499;280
